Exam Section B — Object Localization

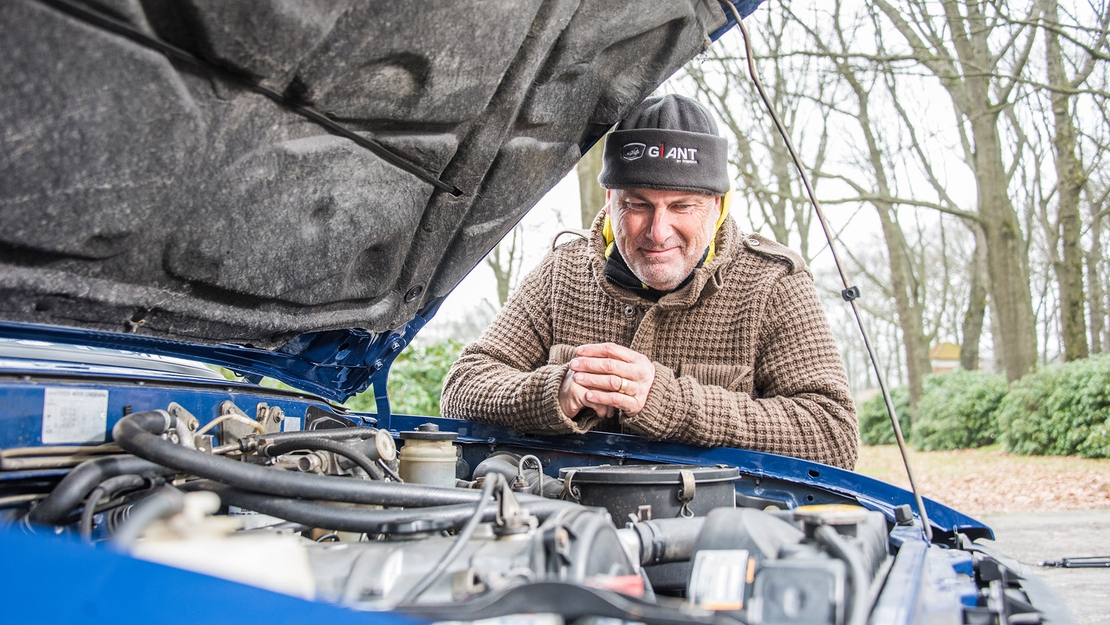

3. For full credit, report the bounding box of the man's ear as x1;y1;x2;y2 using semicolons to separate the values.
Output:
604;189;612;214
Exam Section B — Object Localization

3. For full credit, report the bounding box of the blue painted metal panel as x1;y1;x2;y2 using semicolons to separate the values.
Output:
710;0;766;40
870;527;929;625
0;299;439;404
0;525;422;625
0;377;362;450
381;414;992;538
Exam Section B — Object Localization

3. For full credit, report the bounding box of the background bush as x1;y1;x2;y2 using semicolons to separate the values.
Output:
345;339;464;416
997;355;1110;458
910;369;1008;451
858;385;912;445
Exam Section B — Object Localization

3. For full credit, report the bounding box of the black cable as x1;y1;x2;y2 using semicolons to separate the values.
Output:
815;525;869;625
183;480;575;534
113;411;557;509
722;1;933;540
402;474;501;604
377;459;404;483
111;486;185;548
27;454;174;526
264;438;385;481
34;0;462;197
79;474;147;543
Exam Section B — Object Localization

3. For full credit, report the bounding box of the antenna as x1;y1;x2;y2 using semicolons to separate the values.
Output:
721;1;933;541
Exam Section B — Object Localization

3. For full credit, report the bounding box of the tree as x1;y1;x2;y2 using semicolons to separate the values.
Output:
577;141;606;229
485;225;523;308
681;11;820;263
1040;0;1110;360
872;0;1041;381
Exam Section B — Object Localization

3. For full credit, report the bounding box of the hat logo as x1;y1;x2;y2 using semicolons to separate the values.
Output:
621;142;646;161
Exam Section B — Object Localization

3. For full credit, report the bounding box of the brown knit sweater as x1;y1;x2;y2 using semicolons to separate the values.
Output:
441;213;859;469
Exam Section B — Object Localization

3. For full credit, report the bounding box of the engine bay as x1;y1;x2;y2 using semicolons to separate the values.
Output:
0;368;1058;625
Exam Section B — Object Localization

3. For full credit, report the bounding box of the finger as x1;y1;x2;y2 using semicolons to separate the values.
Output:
575;342;643;363
568;356;638;379
572;372;627;393
562;370;619;419
584;389;640;413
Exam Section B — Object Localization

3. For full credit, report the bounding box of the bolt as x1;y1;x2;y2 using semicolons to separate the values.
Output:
404;285;424;303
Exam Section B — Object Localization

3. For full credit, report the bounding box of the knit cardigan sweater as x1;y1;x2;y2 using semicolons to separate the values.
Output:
440;213;859;469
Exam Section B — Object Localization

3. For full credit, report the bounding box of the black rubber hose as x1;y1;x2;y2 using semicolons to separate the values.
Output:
111;486;185;548
264;438;384;480
27;454;174;526
815;525;870;625
80;474;147;543
185;480;578;533
632;517;707;565
113;411;534;508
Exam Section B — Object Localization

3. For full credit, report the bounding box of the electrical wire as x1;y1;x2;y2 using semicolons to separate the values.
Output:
722;0;933;541
401;473;501;604
79;474;147;543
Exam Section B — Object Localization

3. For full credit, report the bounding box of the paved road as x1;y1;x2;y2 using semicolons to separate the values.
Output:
979;510;1110;624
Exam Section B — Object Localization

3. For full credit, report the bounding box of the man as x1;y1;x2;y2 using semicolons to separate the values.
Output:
441;94;858;469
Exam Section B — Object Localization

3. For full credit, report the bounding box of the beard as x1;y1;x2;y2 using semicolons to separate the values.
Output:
623;238;705;291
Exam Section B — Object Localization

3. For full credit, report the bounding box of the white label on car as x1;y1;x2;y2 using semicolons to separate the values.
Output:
41;388;109;444
282;417;302;432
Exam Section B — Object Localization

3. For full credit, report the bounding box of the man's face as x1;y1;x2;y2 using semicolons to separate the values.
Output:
606;188;721;291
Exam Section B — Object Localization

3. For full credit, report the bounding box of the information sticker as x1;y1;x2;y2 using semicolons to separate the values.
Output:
41;388;109;444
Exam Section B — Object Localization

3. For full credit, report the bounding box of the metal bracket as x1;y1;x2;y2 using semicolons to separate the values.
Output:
841;286;861;302
678;469;696;518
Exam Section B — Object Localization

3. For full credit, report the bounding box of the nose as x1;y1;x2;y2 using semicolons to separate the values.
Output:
646;206;675;243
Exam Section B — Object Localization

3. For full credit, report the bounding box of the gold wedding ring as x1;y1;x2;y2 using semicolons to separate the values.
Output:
619;377;629;395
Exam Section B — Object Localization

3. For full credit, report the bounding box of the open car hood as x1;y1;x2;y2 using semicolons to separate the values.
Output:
0;0;761;401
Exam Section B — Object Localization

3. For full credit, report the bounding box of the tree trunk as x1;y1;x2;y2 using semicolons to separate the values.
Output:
970;112;1038;381
960;223;989;370
1046;0;1090;361
577;141;606;229
1088;196;1106;354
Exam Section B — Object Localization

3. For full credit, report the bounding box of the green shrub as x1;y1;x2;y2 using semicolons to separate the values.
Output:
910;370;1008;451
345;339;464;417
997;355;1110;458
858;385;912;445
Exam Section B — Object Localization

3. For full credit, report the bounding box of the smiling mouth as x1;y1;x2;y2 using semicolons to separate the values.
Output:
640;248;679;259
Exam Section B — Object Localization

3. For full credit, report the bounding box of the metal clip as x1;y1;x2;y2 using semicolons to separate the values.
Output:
563;469;580;502
678;469;696;518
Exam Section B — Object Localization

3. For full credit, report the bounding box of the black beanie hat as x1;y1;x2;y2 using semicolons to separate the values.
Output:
598;94;729;196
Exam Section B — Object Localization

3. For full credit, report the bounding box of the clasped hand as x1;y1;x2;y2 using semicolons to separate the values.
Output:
558;342;654;420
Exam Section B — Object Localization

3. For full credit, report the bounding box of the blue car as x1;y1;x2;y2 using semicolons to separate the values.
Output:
0;1;1075;624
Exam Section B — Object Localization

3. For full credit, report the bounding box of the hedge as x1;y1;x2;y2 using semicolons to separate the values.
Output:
997;355;1110;458
858;385;912;445
910;369;1008;451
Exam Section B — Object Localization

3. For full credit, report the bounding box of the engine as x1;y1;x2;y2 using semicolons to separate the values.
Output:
8;407;892;625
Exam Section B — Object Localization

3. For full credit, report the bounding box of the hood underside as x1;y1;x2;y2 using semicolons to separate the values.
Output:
0;0;756;397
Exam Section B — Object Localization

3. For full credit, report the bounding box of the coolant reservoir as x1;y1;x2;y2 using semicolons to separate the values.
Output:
398;423;458;486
